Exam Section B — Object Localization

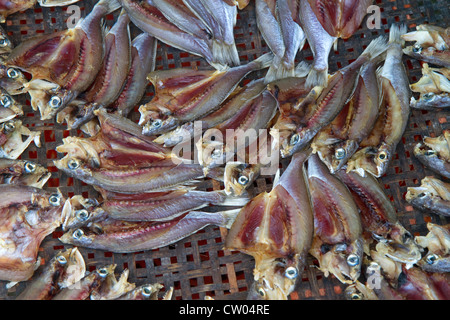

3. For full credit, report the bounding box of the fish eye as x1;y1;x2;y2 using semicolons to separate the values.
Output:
97;267;109;277
347;254;360;267
424;150;436;156
238;175;249;185
335;148;346;160
73;229;84;240
423;92;435;101
284;267;299;280
378;151;387;161
24;161;37;173
67;158;80;170
152;119;162;128
351;293;362;300
256;286;266;297
290;133;300;146
49;194;62;206
48;96;62;109
425;254;438;265
56;255;67;265
412;44;422;53
7;68;19;79
0;38;10;48
142;285;153;297
75;209;90;221
0;94;12;108
3;120;15;133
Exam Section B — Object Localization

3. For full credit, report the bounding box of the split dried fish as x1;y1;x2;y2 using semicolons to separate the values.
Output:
307;154;363;284
225;150;314;300
0;185;64;282
406;176;450;217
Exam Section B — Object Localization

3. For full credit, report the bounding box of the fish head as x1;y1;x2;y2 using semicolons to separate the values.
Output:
141;116;178;136
0;87;24;117
16;160;51;188
62;195;102;231
0;31;13;55
224;162;260;196
410;93;450;110
405;185;435;210
247;256;301;300
346;147;379;177
416;252;449;273
53;156;93;181
59;227;95;248
0;119;41;160
423;131;450;158
56;136;101;168
53;247;86;289
344;281;378;300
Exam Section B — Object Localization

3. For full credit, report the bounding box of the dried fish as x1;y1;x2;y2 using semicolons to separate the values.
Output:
15;248;86;300
90;268;136;300
415;223;450;273
139;53;273;136
0;66;28;96
0;159;50;188
410;64;450;110
0;185;64;282
413;130;450;179
225;150;314;300
0;86;24;117
116;283;165;300
406;176;450;217
307;154;363;284
0;119;41;160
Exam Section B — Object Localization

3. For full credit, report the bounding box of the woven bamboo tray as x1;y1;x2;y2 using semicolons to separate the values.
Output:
0;0;448;300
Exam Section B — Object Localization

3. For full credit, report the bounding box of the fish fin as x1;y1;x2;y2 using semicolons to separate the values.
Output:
306;67;328;88
218;192;250;207
251;52;274;70
389;24;408;46
294;61;312;77
361;36;389;61
272;168;281;186
99;0;122;14
219;209;242;229
212;41;240;67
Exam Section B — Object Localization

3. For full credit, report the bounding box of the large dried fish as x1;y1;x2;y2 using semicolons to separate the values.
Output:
335;168;421;266
0;159;50;188
0;185;65;282
413;130;450;179
405;176;450;217
15;248;86;300
6;0;121;120
225;150;314;300
415;223;450;273
139;53;273;136
347;25;411;178
307;154;363;284
59;209;240;253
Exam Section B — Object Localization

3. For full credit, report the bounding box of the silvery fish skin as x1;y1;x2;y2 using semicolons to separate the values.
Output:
0;185;65;282
116;283;164;300
347;25;411;178
298;0;337;88
225;150;314;300
0;119;41;160
413;130;450;179
52;264;116;300
415;223;450;273
0;86;24;119
6;0;121;120
59;9;132;129
197;89;277;170
59;209;240;253
405;176;450;217
90;269;136;300
402;25;450;68
15;248;86;300
0;159;50;188
410;64;450;110
119;0;220;69
139;53;273;136
307;154;363;284
396;266;450;300
0;66;28;96
306;0;374;40
335;168;421;266
273;36;387;158
110;33;157;116
312;54;383;173
0;0;35;23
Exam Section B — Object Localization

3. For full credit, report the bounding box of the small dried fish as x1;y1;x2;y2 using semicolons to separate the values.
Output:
224;162;261;196
59;209;241;253
225;150;314;300
90;268;136;300
405;176;450;217
15;248;86;300
410;64;450;110
413;130;450;179
0;66;28;96
0;119;41;160
0;185;64;282
307;154;363;284
415;223;450;273
116;283;165;300
0;159;50;188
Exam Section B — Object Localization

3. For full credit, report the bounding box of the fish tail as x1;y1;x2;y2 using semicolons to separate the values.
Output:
219;209;242;229
294;61;312;77
212;41;241;67
306;67;328;88
388;24;408;46
98;0;122;14
264;55;283;83
250;52;274;70
361;36;388;61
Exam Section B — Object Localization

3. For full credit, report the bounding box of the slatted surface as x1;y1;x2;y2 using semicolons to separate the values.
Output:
0;0;449;300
